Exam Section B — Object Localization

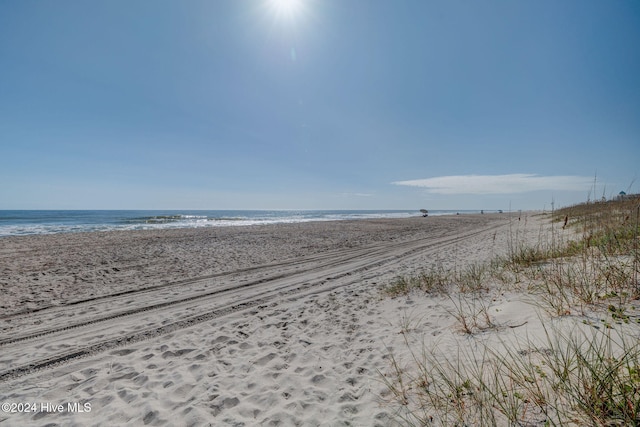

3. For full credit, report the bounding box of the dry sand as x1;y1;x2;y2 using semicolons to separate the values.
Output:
0;213;549;426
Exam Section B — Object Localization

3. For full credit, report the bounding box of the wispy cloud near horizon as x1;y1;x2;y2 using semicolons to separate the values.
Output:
393;174;594;195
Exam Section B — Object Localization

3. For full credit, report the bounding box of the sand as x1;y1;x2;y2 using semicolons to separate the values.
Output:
0;213;550;426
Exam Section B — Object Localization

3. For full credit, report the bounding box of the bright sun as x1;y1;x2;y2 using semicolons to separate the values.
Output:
268;0;303;20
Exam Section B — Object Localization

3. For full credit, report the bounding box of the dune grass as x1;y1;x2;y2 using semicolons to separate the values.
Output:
381;196;640;426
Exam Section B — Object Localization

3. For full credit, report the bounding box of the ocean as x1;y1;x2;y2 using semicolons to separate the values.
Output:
0;210;483;237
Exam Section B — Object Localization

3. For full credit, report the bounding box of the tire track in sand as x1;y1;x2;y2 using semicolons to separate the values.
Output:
0;219;507;383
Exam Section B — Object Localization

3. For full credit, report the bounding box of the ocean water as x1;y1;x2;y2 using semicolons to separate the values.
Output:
0;210;482;237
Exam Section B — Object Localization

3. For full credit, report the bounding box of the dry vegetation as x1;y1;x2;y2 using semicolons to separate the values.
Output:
381;196;640;426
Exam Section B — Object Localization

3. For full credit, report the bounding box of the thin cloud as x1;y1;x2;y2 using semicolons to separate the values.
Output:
393;174;593;195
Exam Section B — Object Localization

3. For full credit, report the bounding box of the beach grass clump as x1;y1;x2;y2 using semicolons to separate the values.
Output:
415;267;452;295
383;263;491;298
505;244;557;269
455;263;489;293
447;293;496;335
498;324;640;426
383;267;452;297
385;277;413;298
529;254;640;317
380;337;499;426
383;322;640;426
537;326;640;425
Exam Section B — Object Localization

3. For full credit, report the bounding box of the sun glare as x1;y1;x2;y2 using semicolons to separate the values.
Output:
268;0;304;20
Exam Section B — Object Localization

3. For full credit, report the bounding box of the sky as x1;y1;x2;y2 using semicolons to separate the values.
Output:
1;0;638;211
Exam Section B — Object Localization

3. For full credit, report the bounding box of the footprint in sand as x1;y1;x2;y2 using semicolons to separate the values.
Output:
161;348;195;359
254;352;277;366
310;374;327;385
110;348;136;356
339;392;357;402
117;389;137;404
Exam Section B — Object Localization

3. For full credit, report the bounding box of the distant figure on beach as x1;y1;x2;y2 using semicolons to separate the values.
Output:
420;209;428;217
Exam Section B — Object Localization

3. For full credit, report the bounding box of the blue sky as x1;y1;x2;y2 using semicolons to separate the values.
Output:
1;0;638;210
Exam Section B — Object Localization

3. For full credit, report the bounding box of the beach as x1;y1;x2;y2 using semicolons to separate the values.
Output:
3;0;637;424
0;213;557;426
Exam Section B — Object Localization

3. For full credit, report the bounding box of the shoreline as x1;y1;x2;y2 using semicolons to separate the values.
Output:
0;212;548;426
